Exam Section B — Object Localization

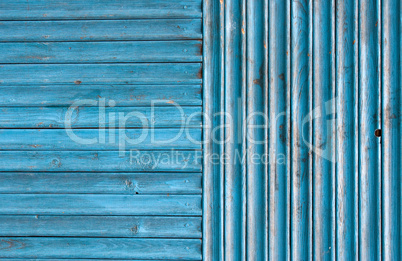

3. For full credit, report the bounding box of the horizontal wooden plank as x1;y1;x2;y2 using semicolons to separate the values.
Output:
0;129;201;150
0;19;202;42
0;172;201;194
1;258;195;261
0;107;202;128
0;85;202;106
1;258;196;261
0;215;201;238
0;0;202;20
0;238;201;259
0;41;203;63
0;194;201;215
0;63;202;85
0;151;202;172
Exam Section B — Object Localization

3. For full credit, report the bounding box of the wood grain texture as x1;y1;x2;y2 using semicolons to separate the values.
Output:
224;0;245;259
0;151;202;172
0;63;202;85
0;85;202;106
0;2;204;260
290;0;312;260
1;258;196;261
382;1;401;260
1;258;195;261
0;19;202;42
202;0;224;259
0;0;202;20
0;172;201;194
312;0;336;259
0;194;201;215
359;1;381;260
246;0;268;260
0;129;201;150
0;215;201;238
0;106;202;128
268;0;290;259
335;0;359;259
0;237;202;260
0;41;203;63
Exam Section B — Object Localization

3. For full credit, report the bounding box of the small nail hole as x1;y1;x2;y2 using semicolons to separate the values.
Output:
375;129;382;137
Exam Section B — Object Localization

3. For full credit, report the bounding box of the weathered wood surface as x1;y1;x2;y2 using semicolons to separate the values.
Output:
0;195;201;216
0;106;202;128
359;2;381;260
0;1;204;260
0;64;202;85
381;0;401;259
0;19;202;42
245;1;267;259
0;41;202;63
0;85;202;106
0;215;201;238
1;259;196;261
0;172;201;194
0;238;202;260
0;151;202;172
0;0;202;20
1;258;196;261
203;0;398;260
336;1;358;259
267;0;289;259
290;1;312;260
0;129;201;150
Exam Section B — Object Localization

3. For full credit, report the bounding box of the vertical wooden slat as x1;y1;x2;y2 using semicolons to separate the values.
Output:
290;0;312;260
382;0;401;260
203;0;224;260
285;1;292;259
359;0;382;260
336;0;359;259
246;0;268;260
219;0;226;259
224;0;245;259
268;0;290;260
312;0;335;259
240;2;247;260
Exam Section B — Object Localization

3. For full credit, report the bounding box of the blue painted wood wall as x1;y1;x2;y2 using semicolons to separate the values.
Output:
1;0;401;260
203;0;401;260
0;0;203;259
